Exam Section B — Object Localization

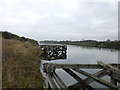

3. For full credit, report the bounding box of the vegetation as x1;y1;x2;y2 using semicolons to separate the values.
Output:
2;37;43;88
1;31;38;45
40;39;120;50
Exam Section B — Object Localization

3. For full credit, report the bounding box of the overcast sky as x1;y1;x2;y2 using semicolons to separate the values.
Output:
0;0;119;41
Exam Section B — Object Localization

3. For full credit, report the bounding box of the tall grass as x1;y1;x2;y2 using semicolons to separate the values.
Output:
2;39;43;88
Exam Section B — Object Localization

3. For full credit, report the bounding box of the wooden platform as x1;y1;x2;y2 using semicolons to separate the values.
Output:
43;61;120;90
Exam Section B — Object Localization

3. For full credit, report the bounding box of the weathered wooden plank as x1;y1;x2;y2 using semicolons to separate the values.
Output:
111;64;120;69
43;63;120;70
63;68;94;90
97;61;120;76
69;69;110;89
53;72;67;89
44;62;120;89
72;69;119;89
110;73;120;82
44;63;103;69
63;68;83;81
85;69;110;84
97;61;115;69
46;74;58;89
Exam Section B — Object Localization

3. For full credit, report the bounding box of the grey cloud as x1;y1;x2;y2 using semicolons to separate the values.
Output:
0;0;118;41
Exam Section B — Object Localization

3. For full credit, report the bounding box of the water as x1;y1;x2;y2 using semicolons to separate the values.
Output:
40;44;119;89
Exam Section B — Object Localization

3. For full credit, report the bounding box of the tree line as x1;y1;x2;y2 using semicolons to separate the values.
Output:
40;39;120;50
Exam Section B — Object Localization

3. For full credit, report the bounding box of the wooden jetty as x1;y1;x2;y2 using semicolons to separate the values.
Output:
40;45;67;60
43;61;120;90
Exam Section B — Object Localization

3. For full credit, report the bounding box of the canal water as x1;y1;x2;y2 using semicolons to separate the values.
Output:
40;44;119;89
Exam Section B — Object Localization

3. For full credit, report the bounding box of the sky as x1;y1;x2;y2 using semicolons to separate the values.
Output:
0;0;119;41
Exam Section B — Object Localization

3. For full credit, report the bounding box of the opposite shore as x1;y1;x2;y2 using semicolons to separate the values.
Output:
40;40;120;50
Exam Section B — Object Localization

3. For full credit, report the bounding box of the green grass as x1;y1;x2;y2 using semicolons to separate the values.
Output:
2;39;43;88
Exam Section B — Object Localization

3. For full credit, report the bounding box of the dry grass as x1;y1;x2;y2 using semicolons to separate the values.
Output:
2;39;43;88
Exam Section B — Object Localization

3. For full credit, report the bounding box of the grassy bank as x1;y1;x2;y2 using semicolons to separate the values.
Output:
2;39;43;88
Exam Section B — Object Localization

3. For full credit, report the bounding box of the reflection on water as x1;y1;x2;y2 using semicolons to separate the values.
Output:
41;52;67;60
40;45;67;60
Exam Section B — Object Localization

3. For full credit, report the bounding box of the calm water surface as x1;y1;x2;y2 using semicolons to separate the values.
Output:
41;44;119;89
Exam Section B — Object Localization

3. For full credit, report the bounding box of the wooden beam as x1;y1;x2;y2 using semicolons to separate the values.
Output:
43;63;120;70
69;69;110;89
46;74;58;89
63;68;94;90
97;61;120;76
53;72;67;89
111;64;120;69
85;69;110;84
44;63;103;69
63;68;83;81
110;73;120;82
43;62;120;89
72;69;119;89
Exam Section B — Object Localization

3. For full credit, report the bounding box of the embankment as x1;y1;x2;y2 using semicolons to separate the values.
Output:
2;39;43;88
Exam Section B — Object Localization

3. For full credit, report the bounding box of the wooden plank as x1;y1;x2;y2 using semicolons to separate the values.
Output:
44;62;120;89
53;72;67;89
111;64;120;69
44;63;120;70
69;69;110;89
85;69;110;84
110;73;120;82
98;61;119;70
72;69;119;89
97;61;120;76
97;61;120;83
44;63;103;69
46;74;58;89
63;68;94;90
63;68;83;81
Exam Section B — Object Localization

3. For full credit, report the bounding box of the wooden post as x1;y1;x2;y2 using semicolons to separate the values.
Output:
46;74;58;89
111;78;117;85
53;72;67;89
48;83;51;90
109;77;117;90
